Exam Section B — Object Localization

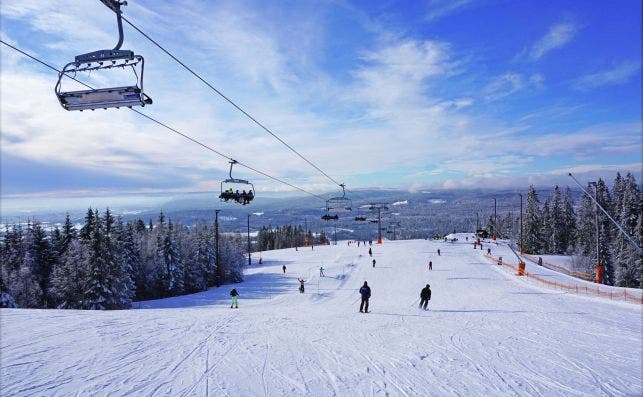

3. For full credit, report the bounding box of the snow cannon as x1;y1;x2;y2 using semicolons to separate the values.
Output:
594;264;604;284
516;261;526;276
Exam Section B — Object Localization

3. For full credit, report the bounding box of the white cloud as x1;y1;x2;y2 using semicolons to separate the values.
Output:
425;0;477;22
483;73;524;101
571;61;641;91
1;2;639;196
529;22;579;60
424;162;642;190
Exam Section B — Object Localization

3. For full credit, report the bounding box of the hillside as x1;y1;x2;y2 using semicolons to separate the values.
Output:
1;238;641;396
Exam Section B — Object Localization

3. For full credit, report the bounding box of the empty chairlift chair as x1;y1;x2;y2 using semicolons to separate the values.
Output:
55;0;152;111
326;183;352;212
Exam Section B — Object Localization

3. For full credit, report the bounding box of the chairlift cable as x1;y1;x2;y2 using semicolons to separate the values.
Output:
117;14;344;188
0;39;327;202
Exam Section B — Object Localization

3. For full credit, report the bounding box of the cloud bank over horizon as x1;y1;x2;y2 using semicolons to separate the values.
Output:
1;0;641;197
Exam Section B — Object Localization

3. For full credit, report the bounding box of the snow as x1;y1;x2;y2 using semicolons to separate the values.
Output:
391;200;408;206
2;239;641;396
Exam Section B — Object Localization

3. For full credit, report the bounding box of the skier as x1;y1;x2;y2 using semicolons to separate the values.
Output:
358;241;360;247
487;248;491;255
297;278;306;293
419;284;431;310
428;260;433;270
369;240;372;246
372;259;376;268
230;288;239;309
437;249;441;256
368;247;372;257
320;266;325;277
359;281;371;313
282;264;286;274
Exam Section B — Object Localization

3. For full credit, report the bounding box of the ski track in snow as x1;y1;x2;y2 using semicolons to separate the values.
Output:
1;238;642;396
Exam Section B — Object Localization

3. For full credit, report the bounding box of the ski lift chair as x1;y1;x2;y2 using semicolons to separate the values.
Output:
326;183;352;212
219;160;255;205
55;0;152;111
321;209;339;221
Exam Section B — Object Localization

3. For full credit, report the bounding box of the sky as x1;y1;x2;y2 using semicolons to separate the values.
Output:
1;0;641;198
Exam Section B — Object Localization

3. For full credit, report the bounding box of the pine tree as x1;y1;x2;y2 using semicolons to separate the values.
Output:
62;213;77;254
111;217;135;309
561;187;576;253
541;200;552;253
613;173;641;287
84;210;110;309
576;185;595;261
523;186;542;254
9;250;42;307
24;221;51;307
595;179;615;285
79;208;95;242
164;220;184;295
550;186;565;253
50;240;88;309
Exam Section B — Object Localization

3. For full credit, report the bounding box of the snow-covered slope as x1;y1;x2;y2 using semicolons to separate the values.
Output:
1;239;641;396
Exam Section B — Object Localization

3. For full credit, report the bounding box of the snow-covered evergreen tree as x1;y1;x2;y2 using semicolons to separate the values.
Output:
24;221;52;307
540;200;552;253
613;173;641;287
576;185;596;262
50;240;88;309
110;217;135;309
561;187;576;254
84;210;110;310
595;179;614;285
9;251;42;307
523;186;542;254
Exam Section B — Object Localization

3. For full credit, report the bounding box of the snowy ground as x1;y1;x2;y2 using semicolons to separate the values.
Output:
1;239;642;396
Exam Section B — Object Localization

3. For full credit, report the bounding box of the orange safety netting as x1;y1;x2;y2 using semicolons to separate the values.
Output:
484;254;643;305
523;254;592;281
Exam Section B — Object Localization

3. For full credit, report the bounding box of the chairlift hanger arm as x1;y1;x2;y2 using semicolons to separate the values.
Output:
98;0;127;51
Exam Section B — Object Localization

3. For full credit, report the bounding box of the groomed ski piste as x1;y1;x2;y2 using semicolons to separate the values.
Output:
1;235;642;396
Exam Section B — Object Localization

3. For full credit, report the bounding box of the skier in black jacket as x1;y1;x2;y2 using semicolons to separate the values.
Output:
230;288;239;308
419;284;431;310
359;281;371;313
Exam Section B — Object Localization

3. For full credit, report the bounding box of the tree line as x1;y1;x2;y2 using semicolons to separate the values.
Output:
487;172;641;288
256;224;329;251
1;209;247;309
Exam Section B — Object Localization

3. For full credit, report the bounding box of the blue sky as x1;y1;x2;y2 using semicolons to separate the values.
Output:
1;0;641;197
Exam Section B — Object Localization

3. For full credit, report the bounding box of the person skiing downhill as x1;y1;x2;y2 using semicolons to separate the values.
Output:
359;281;371;313
282;265;286;274
320;267;325;277
428;260;433;270
368;247;372;257
298;278;305;293
230;288;239;309
419;284;431;310
372;259;376;268
437;249;441;256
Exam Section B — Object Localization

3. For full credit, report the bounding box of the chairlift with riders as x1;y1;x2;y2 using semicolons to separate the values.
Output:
219;160;255;205
55;0;152;111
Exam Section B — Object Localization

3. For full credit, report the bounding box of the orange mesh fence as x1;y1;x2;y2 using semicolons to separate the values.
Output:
483;254;643;304
523;254;592;281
